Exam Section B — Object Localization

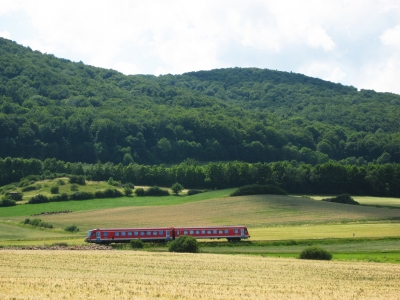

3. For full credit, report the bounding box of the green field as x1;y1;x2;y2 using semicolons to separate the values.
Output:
1;187;400;262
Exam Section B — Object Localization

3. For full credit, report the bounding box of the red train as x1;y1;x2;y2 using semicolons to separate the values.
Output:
85;226;250;244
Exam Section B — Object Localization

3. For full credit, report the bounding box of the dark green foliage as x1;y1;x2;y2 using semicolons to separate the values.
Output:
135;188;145;196
50;185;59;194
124;183;135;189
168;236;199;253
187;189;203;195
130;239;144;249
1;38;400;170
108;177;120;186
49;193;69;202
322;194;360;205
299;247;332;260
124;186;133;196
231;184;287;196
64;224;79;232
70;184;79;191
94;188;123;198
68;175;86;185
171;182;184;195
144;186;169;196
21;185;39;192
57;179;66;185
23;218;53;229
28;194;49;204
0;197;16;207
69;191;95;200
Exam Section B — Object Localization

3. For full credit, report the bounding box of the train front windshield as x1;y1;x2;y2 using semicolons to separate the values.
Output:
86;230;92;238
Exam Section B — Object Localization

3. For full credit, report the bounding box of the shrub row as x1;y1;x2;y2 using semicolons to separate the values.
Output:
28;188;124;204
322;193;360;205
135;186;169;196
23;218;53;229
230;184;287;196
0;198;17;207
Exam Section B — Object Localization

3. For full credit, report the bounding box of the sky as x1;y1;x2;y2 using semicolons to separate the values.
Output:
1;0;400;94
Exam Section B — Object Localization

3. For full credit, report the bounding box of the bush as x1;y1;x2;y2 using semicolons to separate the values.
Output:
70;191;94;200
70;184;79;191
144;186;169;196
0;198;17;207
65;224;79;232
135;188;145;196
124;183;135;189
50;185;59;194
299;247;332;260
187;189;203;196
168;236;199;253
230;184;287;196
21;185;38;192
171;182;184;195
49;193;69;202
57;179;66;185
28;194;49;204
95;188;124;198
124;186;133;196
322;193;359;205
69;175;86;185
23;218;53;229
130;239;144;249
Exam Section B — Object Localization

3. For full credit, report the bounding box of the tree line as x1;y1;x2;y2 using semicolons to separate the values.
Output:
1;157;399;197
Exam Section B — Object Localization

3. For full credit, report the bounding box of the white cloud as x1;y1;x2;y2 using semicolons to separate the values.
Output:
0;30;11;39
1;0;400;93
306;27;335;51
298;62;346;83
380;25;400;48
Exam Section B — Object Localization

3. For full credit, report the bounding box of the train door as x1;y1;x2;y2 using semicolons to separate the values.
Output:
96;231;101;243
241;228;245;238
166;230;170;241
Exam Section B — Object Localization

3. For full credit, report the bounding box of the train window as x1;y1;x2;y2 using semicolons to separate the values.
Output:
201;230;206;234
153;231;158;235
128;232;132;236
195;230;200;234
140;232;145;236
190;230;194;234
184;230;188;235
134;231;138;236
224;230;229;234
213;230;217;234
122;232;126;236
176;231;180;235
146;231;151;236
115;232;120;236
234;229;239;234
159;231;164;235
207;230;211;234
103;232;108;237
219;230;223;234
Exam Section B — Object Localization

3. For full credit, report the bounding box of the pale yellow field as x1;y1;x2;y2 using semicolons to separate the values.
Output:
35;195;400;232
250;223;400;240
0;250;399;300
306;195;400;207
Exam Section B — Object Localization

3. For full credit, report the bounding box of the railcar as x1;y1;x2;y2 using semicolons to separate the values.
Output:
85;226;250;244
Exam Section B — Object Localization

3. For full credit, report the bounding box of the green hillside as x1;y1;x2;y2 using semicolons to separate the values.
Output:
1;37;400;166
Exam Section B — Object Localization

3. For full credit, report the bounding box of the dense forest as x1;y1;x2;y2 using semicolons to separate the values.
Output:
1;157;399;197
1;37;400;166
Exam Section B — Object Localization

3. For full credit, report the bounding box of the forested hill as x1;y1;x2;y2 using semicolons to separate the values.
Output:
1;37;400;165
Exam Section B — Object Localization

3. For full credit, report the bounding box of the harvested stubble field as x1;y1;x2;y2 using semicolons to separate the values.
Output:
0;250;399;300
37;195;400;231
